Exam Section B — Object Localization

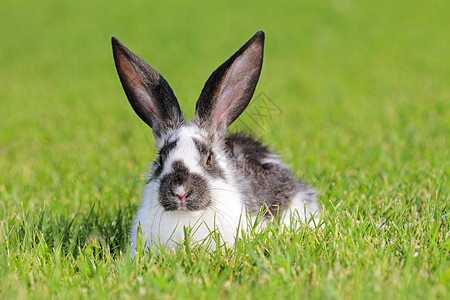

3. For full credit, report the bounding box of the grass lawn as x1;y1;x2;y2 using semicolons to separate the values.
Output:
0;0;449;298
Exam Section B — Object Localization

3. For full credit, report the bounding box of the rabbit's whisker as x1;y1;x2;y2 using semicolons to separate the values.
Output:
209;204;239;229
207;187;241;196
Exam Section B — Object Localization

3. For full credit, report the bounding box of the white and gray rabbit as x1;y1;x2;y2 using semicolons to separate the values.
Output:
112;31;321;257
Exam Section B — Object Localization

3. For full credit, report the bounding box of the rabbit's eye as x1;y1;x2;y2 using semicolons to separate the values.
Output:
205;154;212;166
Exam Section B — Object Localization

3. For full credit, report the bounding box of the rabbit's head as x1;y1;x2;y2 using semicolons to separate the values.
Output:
112;31;264;212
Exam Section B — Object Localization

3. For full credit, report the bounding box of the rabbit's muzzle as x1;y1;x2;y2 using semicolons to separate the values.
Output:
158;160;211;211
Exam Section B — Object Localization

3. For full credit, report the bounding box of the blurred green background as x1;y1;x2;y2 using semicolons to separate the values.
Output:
1;0;449;298
1;0;448;220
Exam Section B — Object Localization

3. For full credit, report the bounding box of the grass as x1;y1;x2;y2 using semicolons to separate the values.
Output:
0;0;449;298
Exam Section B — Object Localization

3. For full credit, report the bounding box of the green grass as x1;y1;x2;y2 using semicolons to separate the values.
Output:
1;0;449;298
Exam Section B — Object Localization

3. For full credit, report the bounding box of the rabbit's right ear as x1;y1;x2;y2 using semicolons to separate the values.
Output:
112;37;184;138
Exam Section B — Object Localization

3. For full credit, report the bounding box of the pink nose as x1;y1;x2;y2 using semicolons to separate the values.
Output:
176;193;186;201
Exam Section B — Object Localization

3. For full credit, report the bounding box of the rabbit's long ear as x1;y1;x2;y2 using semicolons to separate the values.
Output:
112;37;184;138
193;31;264;136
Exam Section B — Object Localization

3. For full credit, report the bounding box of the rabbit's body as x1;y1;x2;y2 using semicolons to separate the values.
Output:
112;31;320;257
130;125;246;251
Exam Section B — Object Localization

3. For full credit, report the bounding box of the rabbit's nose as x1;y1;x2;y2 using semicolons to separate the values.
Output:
174;185;188;201
176;193;186;201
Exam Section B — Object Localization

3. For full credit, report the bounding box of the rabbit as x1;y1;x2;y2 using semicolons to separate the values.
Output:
111;31;321;257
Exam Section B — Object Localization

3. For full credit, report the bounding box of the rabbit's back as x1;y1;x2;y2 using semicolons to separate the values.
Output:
225;133;319;221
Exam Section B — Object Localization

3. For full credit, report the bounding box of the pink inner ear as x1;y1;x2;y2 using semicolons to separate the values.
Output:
115;50;160;123
213;44;262;126
116;54;144;88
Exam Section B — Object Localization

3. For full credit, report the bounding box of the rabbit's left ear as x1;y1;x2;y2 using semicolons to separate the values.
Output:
194;31;264;136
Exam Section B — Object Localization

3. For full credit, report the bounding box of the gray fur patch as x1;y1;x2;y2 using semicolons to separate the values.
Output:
153;138;178;179
225;133;318;218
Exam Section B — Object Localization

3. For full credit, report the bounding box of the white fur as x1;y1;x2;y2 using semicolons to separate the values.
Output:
281;190;321;229
159;126;204;175
129;178;246;256
261;155;289;168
